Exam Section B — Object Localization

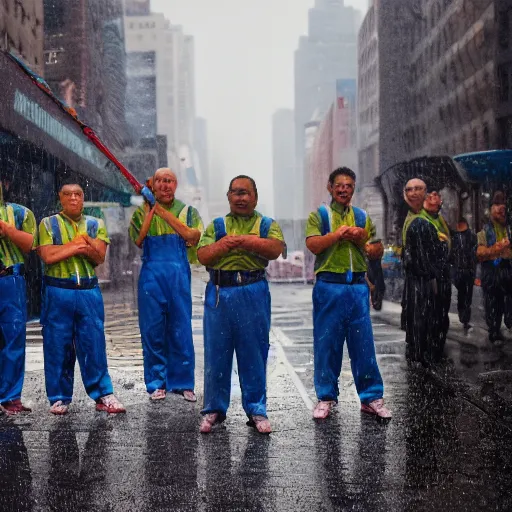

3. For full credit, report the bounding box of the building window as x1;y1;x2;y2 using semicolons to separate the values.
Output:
483;124;490;147
44;49;63;65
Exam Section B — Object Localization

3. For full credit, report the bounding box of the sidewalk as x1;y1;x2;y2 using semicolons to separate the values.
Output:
372;301;512;424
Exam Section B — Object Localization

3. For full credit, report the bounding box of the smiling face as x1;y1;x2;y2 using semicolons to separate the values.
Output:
328;174;355;207
59;184;84;219
227;178;257;216
424;191;442;215
491;203;506;225
153;168;178;205
404;179;427;212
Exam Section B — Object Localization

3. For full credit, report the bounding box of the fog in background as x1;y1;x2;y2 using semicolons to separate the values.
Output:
151;0;367;216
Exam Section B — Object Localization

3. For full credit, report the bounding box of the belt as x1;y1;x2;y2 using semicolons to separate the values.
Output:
316;271;366;285
43;276;98;290
0;264;25;278
207;269;266;288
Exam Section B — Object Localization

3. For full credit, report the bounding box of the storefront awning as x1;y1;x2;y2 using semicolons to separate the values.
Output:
0;52;131;205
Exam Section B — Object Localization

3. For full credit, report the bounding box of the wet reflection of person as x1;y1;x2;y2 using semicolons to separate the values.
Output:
236;435;272;511
450;218;478;332
476;192;512;344
402;179;445;366
202;431;234;511
403;371;459;500
313;413;349;509
0;425;33;511
143;406;198;512
46;421;110;510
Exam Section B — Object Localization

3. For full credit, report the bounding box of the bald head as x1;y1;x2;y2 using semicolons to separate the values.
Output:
153;168;178;205
404;178;427;212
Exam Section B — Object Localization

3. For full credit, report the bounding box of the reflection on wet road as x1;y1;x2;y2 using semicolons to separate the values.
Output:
1;280;512;511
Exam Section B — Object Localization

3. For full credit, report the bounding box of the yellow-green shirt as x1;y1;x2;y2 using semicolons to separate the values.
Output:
0;203;37;268
477;221;508;246
305;203;375;274
38;213;110;280
198;211;284;270
129;199;203;264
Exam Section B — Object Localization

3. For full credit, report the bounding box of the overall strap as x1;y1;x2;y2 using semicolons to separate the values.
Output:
352;206;367;229
484;223;497;247
317;205;332;235
50;215;63;245
11;204;26;230
213;217;227;241
259;216;273;238
85;216;99;238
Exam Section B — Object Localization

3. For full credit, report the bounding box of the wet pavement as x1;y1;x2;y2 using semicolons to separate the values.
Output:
2;271;512;511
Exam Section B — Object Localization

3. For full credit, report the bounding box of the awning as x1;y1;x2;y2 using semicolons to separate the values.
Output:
376;155;468;208
453;150;512;189
0;52;132;205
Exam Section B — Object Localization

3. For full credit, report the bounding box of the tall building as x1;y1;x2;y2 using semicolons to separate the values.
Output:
194;117;209;202
358;0;512;240
124;13;196;170
306;79;358;213
43;0;129;151
272;109;295;220
357;0;382;227
0;0;44;75
295;0;360;218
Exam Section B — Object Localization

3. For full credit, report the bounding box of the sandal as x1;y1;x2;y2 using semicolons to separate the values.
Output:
150;389;166;401
247;415;272;434
200;413;219;433
96;394;126;414
2;399;32;415
50;400;69;415
182;390;197;402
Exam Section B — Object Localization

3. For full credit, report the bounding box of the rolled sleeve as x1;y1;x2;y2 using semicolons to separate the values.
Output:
96;219;110;245
198;222;216;249
305;211;322;238
268;220;284;242
129;207;143;244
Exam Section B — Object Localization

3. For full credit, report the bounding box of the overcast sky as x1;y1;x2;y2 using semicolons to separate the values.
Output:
151;0;368;216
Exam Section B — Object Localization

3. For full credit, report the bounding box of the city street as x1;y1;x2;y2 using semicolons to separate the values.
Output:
2;273;512;512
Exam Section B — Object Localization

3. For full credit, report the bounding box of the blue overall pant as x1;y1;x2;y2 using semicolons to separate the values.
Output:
313;279;383;404
202;279;271;420
41;284;114;404
0;269;26;403
138;234;195;393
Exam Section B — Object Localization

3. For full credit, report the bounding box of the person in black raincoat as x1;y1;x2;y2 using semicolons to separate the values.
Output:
421;189;452;352
401;179;445;366
476;192;512;344
450;218;478;333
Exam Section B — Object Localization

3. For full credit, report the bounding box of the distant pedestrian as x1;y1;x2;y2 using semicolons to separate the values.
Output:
197;175;284;434
421;188;451;354
450;218;477;333
476;191;512;344
306;167;391;421
38;182;125;415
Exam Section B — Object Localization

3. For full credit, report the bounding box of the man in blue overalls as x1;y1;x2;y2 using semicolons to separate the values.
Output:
197;175;284;434
306;167;391;421
0;181;36;415
130;168;203;402
38;183;125;415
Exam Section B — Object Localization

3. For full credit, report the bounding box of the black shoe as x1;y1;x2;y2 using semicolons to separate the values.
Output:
489;332;505;345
